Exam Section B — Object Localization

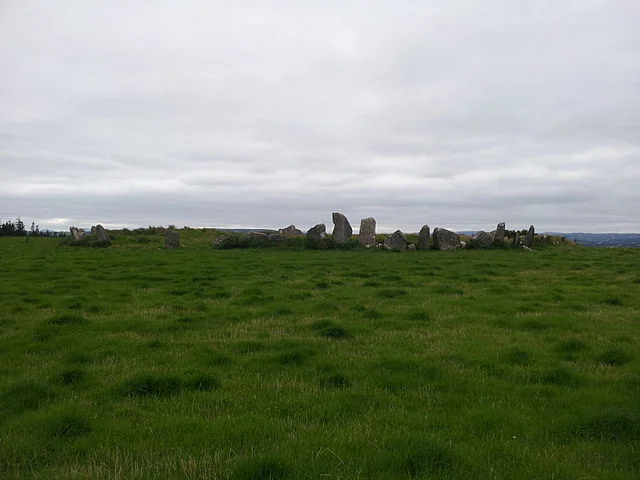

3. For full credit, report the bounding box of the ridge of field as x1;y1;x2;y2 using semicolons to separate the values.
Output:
1;233;638;479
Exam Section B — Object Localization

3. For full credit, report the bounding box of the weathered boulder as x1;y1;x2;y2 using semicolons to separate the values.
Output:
94;224;110;243
417;225;430;250
332;212;352;243
90;226;96;235
358;217;376;247
494;222;506;246
267;234;287;242
408;243;416;251
472;231;493;248
165;230;180;249
432;228;460;250
306;224;326;240
383;230;409;251
524;225;535;248
279;225;303;236
69;227;84;241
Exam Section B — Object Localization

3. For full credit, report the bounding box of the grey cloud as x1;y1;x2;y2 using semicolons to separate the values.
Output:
1;1;639;233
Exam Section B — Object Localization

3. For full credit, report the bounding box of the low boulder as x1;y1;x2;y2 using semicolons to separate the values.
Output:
69;227;84;241
432;228;460;250
472;231;493;248
383;230;409;251
306;224;326;240
279;225;303;237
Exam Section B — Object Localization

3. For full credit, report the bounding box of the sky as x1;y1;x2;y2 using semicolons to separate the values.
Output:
1;1;639;233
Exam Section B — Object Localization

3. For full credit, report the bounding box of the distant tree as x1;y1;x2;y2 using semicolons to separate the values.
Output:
15;218;26;236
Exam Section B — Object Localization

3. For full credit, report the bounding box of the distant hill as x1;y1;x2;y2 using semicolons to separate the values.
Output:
545;233;640;247
458;231;640;247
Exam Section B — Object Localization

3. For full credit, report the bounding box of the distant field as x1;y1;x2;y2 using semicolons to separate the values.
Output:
1;234;638;479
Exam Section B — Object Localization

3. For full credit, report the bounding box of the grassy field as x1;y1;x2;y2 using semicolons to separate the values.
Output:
1;232;639;479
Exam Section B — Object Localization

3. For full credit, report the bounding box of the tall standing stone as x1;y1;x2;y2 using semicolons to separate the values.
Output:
383;230;409;251
165;230;180;249
332;212;352;244
432;228;460;250
306;224;326;240
523;225;535;248
358;217;376;247
494;222;506;246
94;224;110;244
417;225;430;249
512;233;520;248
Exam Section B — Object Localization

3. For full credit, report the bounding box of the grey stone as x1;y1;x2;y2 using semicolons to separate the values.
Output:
408;243;416;251
306;224;326;240
432;228;460;250
494;222;506;246
267;234;287;242
69;227;84;241
94;224;110;243
383;230;409;251
358;217;376;247
165;230;180;249
512;233;520;247
279;225;303;237
472;231;493;248
417;225;430;249
524;225;535;248
332;212;352;243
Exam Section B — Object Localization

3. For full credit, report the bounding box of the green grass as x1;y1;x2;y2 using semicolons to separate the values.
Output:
0;233;639;479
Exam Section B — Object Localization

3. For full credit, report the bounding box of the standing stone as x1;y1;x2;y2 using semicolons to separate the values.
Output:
358;217;376;247
306;224;326;240
408;243;416;251
279;225;303;236
94;224;110;243
383;230;409;251
432;228;460;250
90;225;96;235
472;231;493;248
332;212;352;243
417;225;430;249
69;227;84;241
494;222;506;246
165;230;180;249
512;233;520;248
523;225;535;248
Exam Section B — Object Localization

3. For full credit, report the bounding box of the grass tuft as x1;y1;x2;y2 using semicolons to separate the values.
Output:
311;320;350;339
568;409;639;442
57;368;86;386
119;375;183;398
321;373;350;389
48;314;86;326
231;456;291;480
49;413;92;439
397;438;457;478
597;349;633;366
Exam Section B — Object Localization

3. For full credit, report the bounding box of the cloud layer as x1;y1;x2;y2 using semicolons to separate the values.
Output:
2;1;639;232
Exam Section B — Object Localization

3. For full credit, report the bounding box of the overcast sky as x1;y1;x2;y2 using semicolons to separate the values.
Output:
1;1;639;233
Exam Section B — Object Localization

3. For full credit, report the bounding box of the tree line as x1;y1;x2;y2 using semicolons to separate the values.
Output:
0;218;63;237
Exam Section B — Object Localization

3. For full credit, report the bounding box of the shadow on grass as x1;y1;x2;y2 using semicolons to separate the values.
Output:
118;374;220;398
